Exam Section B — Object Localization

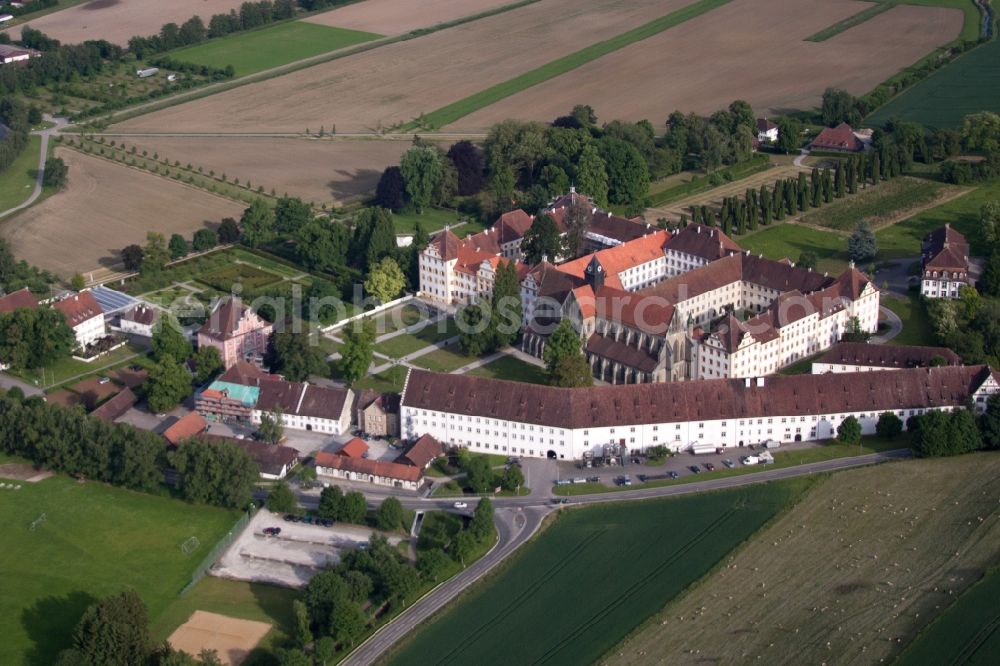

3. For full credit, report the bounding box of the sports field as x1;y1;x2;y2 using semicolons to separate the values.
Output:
895;566;1000;666
866;35;1000;128
0;464;239;665
603;453;1000;666
169;21;381;77
387;479;811;666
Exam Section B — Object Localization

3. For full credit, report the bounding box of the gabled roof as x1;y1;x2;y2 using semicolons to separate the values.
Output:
0;287;39;314
756;118;778;132
163;412;209;446
818;342;962;369
557;231;671;290
256;381;350;421
663;224;742;262
585;333;660;372
338;437;369;458
401;365;994;430
315;451;422;482
218;361;276;386
121;304;158;325
198;297;268;341
53;291;103;327
495;209;534;244
429;229;461;261
396;433;443;468
810;123;863;152
90;388;137;422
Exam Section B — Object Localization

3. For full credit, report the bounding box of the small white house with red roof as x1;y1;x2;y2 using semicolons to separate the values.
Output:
53;291;106;349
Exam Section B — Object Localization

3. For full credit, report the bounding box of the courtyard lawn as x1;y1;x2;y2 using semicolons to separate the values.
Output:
354;365;409;394
467;355;548;384
391;207;464;235
168;21;381;76
876;180;996;259
388;479;813;666
0;472;240;665
738;223;850;275
0;134;40;212
368;303;432;336
410;344;476;373
882;293;936;346
374;318;458;358
151;577;297;664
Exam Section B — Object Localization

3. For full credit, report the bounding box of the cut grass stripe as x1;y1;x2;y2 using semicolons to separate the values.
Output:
805;1;895;41
408;0;734;130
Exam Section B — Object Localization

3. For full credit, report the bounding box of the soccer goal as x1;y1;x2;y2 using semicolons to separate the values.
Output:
180;536;200;555
29;513;46;531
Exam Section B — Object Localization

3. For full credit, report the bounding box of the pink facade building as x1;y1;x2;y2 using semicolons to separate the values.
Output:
197;297;273;369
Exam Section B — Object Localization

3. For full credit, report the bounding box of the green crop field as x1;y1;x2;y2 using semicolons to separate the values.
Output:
866;35;1000;129
386;479;811;666
876;178;997;258
169;22;381;76
800;177;944;231
0;135;40;212
411;0;733;129
895;566;1000;666
738;223;850;275
0;466;239;665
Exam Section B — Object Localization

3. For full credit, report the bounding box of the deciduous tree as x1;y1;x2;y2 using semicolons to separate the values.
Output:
72;589;151;666
240;198;275;248
168;233;189;259
876;411;903;440
193;345;223;385
267;480;297;513
151;319;192;362
265;330;326;382
837;415;862;445
192;228;217;252
145;354;192;414
543;318;581;375
364;256;406;304
338;318;375;385
374;166;405;211
375;496;405;531
521;213;561;265
400;146;443;213
550;353;593;387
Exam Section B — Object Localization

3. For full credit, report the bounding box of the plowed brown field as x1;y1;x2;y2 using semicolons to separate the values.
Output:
452;0;963;131
112;0;698;133
303;0;518;35
4;0;249;46
0;149;243;277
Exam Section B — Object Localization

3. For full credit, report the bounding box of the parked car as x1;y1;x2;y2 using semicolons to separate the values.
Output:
637;474;648;482
689;465;701;474
551;498;569;505
705;462;716;472
669;471;679;479
263;527;281;536
586;476;600;483
98;377;111;385
622;475;632;486
722;458;735;468
453;501;468;509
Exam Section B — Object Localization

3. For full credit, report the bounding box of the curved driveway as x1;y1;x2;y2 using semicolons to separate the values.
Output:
335;448;910;664
0;115;69;219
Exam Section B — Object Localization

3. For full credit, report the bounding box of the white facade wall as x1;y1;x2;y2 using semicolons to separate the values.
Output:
813;362;916;374
73;315;106;349
617;256;668;291
418;251;457;303
921;277;965;299
316;466;419;490
120;319;154;337
664;249;710;278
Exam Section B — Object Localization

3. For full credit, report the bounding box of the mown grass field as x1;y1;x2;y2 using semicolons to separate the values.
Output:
0;466;239;666
882;293;936;346
738;223;850;275
0;135;40;212
895;565;1000;666
169;21;382;76
411;0;733;129
866;32;1000;129
374;318;458;358
390;207;464;235
603;453;1000;666
800;177;944;231
468;355;548;384
387;479;812;666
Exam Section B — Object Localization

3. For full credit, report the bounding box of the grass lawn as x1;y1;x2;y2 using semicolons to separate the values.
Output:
647;154;770;207
866;12;998;128
882;293;936;346
374;318;458;358
738;223;850;275
467;355;548;384
554;435;907;496
169;22;381;76
390;207;463;235
229;248;305;278
13;343;146;389
876;179;997;259
895;564;1000;666
196;263;284;292
388;478;812;665
410;343;476;373
0;134;39;212
0;472;240;665
355;365;409;394
150;577;297;664
368;303;431;336
800;177;944;231
411;0;733;129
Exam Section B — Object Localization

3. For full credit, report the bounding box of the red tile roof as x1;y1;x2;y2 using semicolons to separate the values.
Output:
495;209;534;244
218;361;278;385
315;451;422;482
756;118;778;132
163;412;209;446
810;123;863;152
338;437;369;458
53;291;103;327
122;304;157;325
90;388;137;422
664;224;742;262
198;297;267;342
402;365;993;430
396;433;443;468
585;334;660;372
818;342;962;369
558;231;671;290
0;287;38;314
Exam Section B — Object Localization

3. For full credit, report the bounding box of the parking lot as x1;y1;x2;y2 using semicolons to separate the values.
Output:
211;509;406;588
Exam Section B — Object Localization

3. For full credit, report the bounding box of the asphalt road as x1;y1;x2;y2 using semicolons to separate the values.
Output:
331;448;910;664
0;115;69;219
